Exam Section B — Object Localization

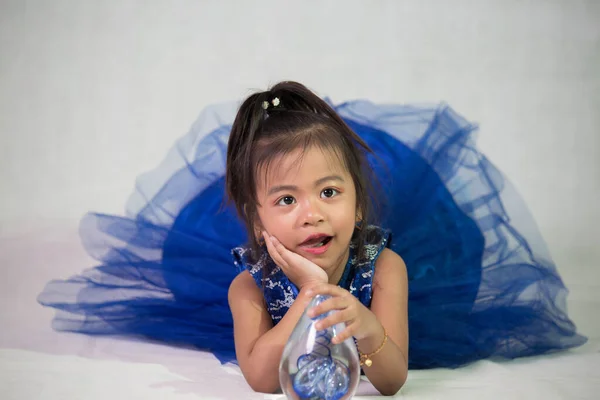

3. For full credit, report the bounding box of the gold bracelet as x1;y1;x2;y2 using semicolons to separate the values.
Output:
357;326;388;367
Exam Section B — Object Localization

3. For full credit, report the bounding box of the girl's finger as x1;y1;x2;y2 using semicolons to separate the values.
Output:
271;236;297;265
263;232;288;269
315;308;354;331
308;295;350;318
331;322;358;344
271;236;310;279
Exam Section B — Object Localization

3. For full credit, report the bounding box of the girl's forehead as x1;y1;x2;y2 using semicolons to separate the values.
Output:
259;146;349;186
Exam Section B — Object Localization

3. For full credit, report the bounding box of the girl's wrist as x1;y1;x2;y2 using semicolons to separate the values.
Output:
357;319;386;354
298;280;325;294
297;282;320;304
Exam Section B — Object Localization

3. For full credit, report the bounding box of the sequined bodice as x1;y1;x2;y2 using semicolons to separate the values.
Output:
232;226;390;325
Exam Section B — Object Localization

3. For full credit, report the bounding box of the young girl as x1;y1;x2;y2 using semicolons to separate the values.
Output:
225;82;408;394
38;81;586;395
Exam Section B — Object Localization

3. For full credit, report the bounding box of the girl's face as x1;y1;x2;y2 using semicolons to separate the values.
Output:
255;146;358;278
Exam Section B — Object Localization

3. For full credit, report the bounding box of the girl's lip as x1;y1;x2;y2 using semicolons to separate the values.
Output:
299;234;331;246
299;237;333;255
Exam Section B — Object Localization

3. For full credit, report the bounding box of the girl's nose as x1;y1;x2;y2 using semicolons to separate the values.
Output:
300;200;325;226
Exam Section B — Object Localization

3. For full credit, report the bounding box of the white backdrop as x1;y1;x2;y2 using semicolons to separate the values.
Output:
0;0;599;398
1;0;599;254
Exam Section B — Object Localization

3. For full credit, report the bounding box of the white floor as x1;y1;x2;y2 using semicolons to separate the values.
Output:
1;221;598;399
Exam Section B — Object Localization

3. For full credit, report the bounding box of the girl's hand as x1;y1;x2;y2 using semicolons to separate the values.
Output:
263;232;328;290
306;284;381;344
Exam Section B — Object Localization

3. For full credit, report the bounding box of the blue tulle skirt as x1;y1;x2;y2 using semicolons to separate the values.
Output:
38;100;586;369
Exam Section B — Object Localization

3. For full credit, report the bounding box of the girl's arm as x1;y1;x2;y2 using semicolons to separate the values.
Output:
358;248;409;395
306;248;409;395
228;270;316;393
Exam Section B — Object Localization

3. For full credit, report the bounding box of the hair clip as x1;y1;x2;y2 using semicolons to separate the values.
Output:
262;97;281;110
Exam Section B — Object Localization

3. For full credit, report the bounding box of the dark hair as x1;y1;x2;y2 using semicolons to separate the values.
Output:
226;81;376;263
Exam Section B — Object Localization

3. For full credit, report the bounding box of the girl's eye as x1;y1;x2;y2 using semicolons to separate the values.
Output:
277;196;296;206
321;188;339;198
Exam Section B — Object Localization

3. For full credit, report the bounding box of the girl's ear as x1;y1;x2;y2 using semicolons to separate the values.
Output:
253;217;265;244
356;208;363;223
355;208;363;230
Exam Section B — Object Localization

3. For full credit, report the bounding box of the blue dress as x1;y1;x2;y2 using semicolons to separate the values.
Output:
37;100;586;369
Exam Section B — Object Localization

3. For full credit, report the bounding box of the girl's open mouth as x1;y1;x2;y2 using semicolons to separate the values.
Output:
302;236;332;248
299;235;333;255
